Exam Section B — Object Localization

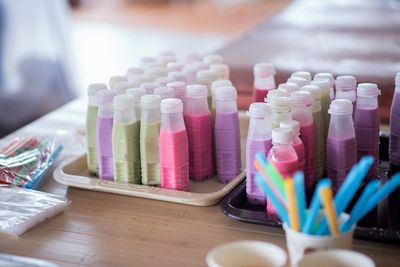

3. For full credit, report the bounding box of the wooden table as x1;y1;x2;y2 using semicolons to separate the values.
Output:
0;98;399;267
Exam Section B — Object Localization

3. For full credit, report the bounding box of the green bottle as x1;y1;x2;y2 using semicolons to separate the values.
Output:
86;83;107;176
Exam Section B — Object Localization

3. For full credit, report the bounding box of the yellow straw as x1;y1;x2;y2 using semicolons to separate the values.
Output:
284;178;299;231
319;186;339;236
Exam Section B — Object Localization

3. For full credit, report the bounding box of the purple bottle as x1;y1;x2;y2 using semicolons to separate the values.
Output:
215;86;242;183
327;99;357;192
246;103;272;205
390;73;400;166
355;83;380;179
96;89;117;180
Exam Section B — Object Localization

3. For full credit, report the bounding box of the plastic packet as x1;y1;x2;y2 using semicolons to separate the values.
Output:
0;187;70;236
0;136;62;189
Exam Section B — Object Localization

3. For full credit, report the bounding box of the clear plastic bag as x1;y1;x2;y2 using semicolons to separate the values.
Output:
0;187;70;236
0;136;62;189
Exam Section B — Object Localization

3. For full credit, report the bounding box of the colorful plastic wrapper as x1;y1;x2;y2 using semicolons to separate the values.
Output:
0;187;70;236
0;137;62;189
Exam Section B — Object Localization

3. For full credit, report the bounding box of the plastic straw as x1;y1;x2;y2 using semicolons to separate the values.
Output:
254;159;288;209
340;180;380;232
319;186;339;236
293;172;306;229
255;173;288;224
316;156;374;235
255;152;285;196
285;178;300;231
302;178;331;234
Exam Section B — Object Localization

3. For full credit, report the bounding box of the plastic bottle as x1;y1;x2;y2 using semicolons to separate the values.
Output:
253;63;276;103
270;96;292;129
167;62;184;72
184;85;213;181
291;71;311;84
112;95;141;184
140;82;159;94
327;99;356;192
267;127;299;219
168;71;187;83
314;73;335;100
210;64;230;80
155;76;174;87
203;54;223;65
159;98;189;191
96;89;117;180
211;80;232;121
301;85;325;179
167;81;186;103
265;89;289;104
126;87;146;120
277;83;299;94
287;77;308;88
183;65;198;85
109;75;127;90
311;78;331;142
86;83;107;176
355;83;380;179
246;103;272;204
335;75;357;115
154;86;175;100
215;86;242;182
196;70;218;109
290;91;315;189
390;72;400;166
126;67;144;82
140;94;161;185
280;120;305;173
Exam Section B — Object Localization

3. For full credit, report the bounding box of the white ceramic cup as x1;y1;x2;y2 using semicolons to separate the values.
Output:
284;212;355;266
296;249;375;267
206;240;287;267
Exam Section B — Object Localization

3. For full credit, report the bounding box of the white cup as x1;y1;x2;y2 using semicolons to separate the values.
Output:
284;212;355;266
206;240;287;267
296;249;375;267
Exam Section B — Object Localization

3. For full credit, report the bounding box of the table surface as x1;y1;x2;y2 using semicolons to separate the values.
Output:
0;98;399;267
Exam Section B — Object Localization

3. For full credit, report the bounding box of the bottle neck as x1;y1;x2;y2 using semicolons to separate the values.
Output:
311;99;322;112
292;105;313;126
114;108;137;124
98;102;114;118
216;99;238;114
336;91;356;102
254;76;275;90
248;116;271;140
142;108;161;123
328;114;355;140
185;97;210;115
161;112;186;132
356;96;378;109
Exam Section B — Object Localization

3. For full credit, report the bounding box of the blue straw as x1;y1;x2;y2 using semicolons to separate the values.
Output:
255;173;288;224
340;180;380;232
302;178;331;234
316;156;374;235
294;171;306;229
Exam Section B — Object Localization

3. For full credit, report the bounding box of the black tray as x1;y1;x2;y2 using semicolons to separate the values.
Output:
221;134;400;244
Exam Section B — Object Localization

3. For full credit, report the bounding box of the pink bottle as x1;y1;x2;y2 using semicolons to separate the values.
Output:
355;83;380;179
267;127;299;219
184;85;213;181
215;86;242;182
159;98;189;191
327;99;357;192
252;63;276;103
290;91;315;189
280;120;305;173
246;103;272;205
335;75;357;115
390;73;400;166
96;89;117;180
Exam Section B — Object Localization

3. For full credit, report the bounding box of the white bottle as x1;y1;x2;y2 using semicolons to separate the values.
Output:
197;70;219;109
335;75;357;114
291;71;312;84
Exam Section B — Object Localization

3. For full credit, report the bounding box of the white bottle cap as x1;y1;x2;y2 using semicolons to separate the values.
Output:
155;76;174;87
139;57;157;69
290;91;313;107
280;119;300;136
287;77;308;88
167;62;184;72
336;75;357;91
272;127;293;144
97;89;117;105
186;84;207;98
114;81;133;94
161;98;183;113
253;63;275;77
210;64;230;79
168;71;187;82
130;74;153;87
357;83;381;97
271;96;291;112
215;86;237;101
301;85;322;100
146;67;168;79
126;87;147;103
197;69;218;83
311;78;331;90
154;86;175;100
328;99;353;115
314;73;335;85
140;82;159;94
265;89;289;104
277;83;299;94
109;75;127;89
396;72;400;87
126;67;144;81
113;94;134;110
167;81;186;97
191;61;210;72
211;80;233;95
141;94;161;109
87;83;107;97
248;102;271;118
291;71;312;83
203;54;223;65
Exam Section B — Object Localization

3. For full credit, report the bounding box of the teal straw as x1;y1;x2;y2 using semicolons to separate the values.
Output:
340;180;380;232
255;173;288;224
302;178;331;234
316;156;374;235
255;152;285;197
294;171;306;229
